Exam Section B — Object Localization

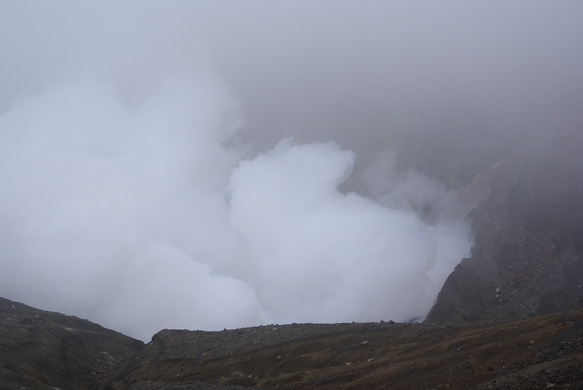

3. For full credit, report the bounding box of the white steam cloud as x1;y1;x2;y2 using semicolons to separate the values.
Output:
2;1;579;341
0;70;470;340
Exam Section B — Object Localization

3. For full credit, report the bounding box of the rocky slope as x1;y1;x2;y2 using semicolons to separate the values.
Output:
427;128;583;323
107;311;583;390
0;297;143;390
1;296;583;389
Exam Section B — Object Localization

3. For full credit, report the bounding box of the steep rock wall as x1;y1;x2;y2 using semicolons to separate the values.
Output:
427;129;583;323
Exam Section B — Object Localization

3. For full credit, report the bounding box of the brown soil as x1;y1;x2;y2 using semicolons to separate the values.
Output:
2;299;583;390
109;311;583;389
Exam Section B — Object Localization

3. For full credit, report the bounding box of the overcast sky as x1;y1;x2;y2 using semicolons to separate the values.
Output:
1;1;582;340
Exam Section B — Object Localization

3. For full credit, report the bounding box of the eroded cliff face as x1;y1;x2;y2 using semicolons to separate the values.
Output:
427;128;583;323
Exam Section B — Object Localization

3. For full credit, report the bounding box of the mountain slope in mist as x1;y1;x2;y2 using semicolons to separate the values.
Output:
427;128;583;323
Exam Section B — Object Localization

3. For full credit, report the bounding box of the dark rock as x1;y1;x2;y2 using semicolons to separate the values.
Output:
427;129;583;324
2;296;583;389
0;296;143;389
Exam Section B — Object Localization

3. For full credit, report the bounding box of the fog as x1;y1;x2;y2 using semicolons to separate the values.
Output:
1;1;582;341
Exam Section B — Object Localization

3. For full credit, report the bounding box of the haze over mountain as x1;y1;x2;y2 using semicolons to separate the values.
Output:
1;1;582;341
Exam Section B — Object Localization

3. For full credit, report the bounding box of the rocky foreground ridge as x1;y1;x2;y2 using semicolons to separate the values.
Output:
1;296;583;390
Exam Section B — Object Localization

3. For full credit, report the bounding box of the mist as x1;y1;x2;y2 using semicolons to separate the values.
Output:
1;1;582;341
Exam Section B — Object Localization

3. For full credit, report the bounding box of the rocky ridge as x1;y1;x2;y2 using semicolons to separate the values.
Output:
427;129;583;323
2;296;583;389
0;297;143;389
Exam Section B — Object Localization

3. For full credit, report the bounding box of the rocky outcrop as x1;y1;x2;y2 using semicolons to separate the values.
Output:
2;296;583;389
427;129;583;323
0;297;143;389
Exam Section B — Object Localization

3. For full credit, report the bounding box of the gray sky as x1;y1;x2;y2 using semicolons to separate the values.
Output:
0;1;581;340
